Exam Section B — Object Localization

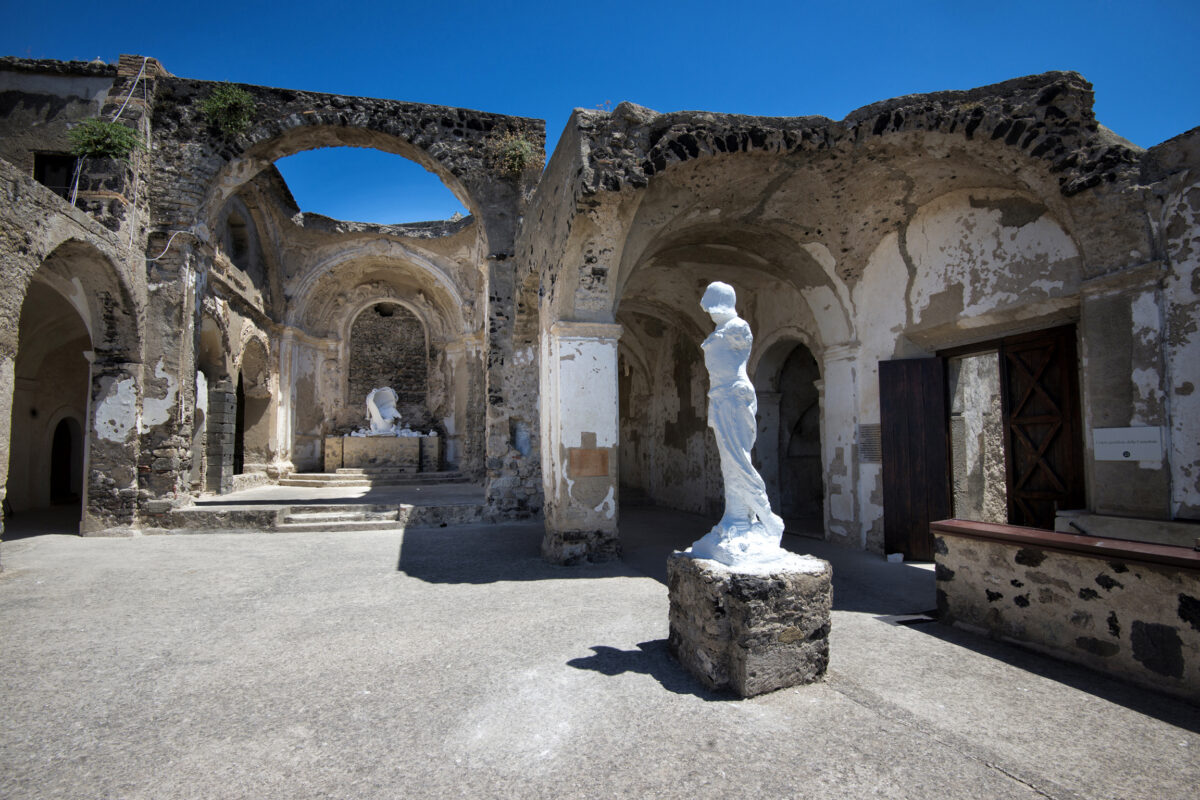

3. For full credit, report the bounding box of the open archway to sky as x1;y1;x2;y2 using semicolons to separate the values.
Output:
274;147;470;225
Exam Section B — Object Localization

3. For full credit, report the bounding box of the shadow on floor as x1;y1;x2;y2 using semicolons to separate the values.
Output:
1;503;81;540
396;522;643;584
566;639;737;701
915;615;1200;729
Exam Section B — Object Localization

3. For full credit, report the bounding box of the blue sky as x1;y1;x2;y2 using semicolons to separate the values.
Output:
4;1;1198;223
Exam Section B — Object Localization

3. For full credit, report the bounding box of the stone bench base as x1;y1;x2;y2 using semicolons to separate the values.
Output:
667;551;832;697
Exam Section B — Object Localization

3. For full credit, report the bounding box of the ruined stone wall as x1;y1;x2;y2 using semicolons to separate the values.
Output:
0;58;114;176
0;156;146;536
348;303;428;426
936;525;1200;701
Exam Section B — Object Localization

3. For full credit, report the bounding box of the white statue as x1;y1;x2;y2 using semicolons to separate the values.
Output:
688;281;791;568
365;387;402;435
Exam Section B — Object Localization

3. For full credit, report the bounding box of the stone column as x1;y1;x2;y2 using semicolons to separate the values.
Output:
820;343;859;547
81;357;141;533
755;390;782;509
540;321;623;564
205;379;236;494
273;328;297;477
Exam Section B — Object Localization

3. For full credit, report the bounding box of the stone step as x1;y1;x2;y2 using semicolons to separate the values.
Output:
274;519;407;533
277;476;372;487
279;510;399;525
277;471;469;488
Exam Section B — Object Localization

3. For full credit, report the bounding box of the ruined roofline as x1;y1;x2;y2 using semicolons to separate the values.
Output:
162;75;546;133
0;55;118;78
559;70;1144;198
567;71;1100;136
290;211;475;239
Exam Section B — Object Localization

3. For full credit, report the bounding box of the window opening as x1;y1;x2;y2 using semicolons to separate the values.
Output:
33;153;79;201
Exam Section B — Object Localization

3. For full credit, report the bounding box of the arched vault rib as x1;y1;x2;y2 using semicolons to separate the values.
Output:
287;247;470;341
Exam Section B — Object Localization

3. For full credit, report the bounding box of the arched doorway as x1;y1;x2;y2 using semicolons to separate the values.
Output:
4;276;91;533
50;417;83;504
776;344;823;528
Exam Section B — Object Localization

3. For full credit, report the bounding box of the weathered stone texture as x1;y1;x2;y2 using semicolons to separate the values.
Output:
347;302;428;426
667;552;832;697
936;530;1200;700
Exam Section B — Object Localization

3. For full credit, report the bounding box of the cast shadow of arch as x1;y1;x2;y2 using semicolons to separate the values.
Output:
566;640;737;701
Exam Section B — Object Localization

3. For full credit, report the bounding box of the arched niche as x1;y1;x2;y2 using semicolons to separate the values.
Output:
346;301;430;428
235;336;273;473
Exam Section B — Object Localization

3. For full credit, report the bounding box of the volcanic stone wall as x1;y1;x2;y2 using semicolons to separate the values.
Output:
348;303;428;427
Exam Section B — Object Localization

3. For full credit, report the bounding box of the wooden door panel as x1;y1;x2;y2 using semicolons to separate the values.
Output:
880;358;950;561
999;326;1084;529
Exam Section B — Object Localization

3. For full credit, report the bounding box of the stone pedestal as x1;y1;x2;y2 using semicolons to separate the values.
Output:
323;435;438;471
667;551;832;697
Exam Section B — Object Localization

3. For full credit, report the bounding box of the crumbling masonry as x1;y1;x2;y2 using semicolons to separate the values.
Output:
2;56;1199;690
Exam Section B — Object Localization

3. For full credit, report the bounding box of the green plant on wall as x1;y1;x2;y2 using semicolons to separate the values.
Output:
486;130;543;179
200;84;256;136
68;118;145;161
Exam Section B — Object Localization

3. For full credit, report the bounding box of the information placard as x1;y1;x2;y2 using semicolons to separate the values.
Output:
1092;427;1162;462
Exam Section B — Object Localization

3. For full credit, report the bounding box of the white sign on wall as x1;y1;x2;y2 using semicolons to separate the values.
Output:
1092;427;1163;462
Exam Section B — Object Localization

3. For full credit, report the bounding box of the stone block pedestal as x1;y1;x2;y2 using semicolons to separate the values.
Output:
667;551;832;697
323;435;439;471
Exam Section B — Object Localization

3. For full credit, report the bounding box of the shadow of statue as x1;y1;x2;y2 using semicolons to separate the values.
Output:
566;640;737;701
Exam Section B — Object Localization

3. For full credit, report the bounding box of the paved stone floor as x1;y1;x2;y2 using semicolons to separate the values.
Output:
1;507;1197;799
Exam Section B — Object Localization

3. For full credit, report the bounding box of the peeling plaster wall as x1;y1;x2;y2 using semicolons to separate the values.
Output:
1162;179;1200;518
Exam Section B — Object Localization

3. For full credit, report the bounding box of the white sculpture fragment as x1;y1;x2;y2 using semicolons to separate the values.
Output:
688;281;796;569
365;387;402;435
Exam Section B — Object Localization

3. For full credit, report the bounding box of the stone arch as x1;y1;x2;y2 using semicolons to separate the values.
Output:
288;246;469;341
18;238;141;362
3;239;142;533
163;92;541;259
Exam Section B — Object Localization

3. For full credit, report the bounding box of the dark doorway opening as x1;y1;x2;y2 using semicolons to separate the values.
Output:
234;373;246;476
50;418;82;504
778;344;822;524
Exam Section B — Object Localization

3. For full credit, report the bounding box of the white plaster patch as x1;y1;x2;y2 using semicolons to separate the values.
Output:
141;359;178;431
593;485;616;519
557;338;619;449
1130;367;1161;427
94;376;137;443
906;191;1078;326
1130;290;1160;347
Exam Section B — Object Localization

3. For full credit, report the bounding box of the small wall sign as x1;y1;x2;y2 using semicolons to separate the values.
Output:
1092;427;1163;462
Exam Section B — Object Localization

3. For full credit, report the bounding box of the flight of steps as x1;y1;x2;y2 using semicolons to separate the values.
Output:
277;468;470;488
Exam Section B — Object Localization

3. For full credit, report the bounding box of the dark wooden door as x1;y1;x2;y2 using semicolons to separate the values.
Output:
880;358;950;561
999;326;1084;529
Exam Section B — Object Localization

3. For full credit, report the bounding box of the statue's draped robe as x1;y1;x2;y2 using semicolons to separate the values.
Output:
702;318;783;538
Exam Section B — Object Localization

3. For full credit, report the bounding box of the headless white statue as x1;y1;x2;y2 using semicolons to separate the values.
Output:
688;282;791;568
365;387;402;435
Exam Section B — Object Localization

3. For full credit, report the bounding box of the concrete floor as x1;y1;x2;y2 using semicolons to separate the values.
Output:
1;507;1197;799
